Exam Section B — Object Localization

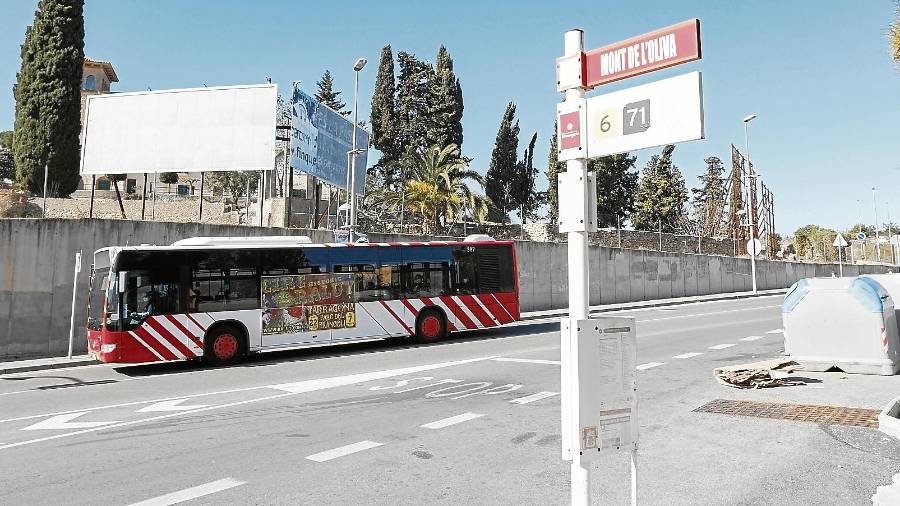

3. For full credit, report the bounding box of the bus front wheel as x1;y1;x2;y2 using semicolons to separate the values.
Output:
204;325;246;366
415;309;447;344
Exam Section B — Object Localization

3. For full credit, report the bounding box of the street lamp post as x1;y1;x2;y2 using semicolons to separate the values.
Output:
348;57;367;243
743;114;758;294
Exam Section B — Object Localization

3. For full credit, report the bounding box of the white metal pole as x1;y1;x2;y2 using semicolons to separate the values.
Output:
874;187;880;262
349;68;360;242
259;171;265;227
41;163;49;218
562;28;591;506
67;250;82;360
743;120;758;293
838;241;843;278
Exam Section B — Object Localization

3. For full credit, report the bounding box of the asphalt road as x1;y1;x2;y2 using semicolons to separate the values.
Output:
1;295;897;505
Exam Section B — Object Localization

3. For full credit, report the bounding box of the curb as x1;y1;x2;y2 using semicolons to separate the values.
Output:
519;290;787;322
0;357;99;376
878;396;900;441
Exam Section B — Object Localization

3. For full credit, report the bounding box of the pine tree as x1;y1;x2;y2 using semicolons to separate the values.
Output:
13;0;85;196
691;156;726;235
314;70;348;115
428;46;464;150
370;45;399;185
0;147;15;182
546;123;565;223
632;145;688;231
485;102;519;223
510;132;541;225
591;153;639;228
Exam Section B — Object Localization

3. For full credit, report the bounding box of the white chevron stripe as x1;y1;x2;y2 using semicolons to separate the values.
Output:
188;313;215;330
128;331;165;361
385;299;416;329
154;317;203;355
489;294;515;321
451;296;483;328
361;302;407;335
470;295;500;325
173;314;204;338
142;324;187;359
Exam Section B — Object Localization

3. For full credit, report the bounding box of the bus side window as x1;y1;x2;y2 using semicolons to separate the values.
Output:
452;248;478;295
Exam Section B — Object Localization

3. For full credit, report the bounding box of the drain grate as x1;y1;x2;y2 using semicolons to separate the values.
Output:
693;399;880;428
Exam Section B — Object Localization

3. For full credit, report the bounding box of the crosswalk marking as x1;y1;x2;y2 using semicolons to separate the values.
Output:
672;352;704;359
708;343;736;350
510;391;559;405
420;412;484;429
636;362;665;370
305;441;383;462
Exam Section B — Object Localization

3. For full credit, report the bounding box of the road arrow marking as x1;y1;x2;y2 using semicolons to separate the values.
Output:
137;399;210;412
22;412;120;431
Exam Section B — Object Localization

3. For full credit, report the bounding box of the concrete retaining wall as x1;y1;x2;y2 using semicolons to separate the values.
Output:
0;218;892;360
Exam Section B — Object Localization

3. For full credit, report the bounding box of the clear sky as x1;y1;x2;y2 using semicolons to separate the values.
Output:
2;0;899;234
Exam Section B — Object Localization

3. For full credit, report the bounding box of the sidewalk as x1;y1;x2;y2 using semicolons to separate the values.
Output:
0;289;787;376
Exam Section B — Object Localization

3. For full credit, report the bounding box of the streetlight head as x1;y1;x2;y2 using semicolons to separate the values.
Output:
743;114;757;123
353;58;368;71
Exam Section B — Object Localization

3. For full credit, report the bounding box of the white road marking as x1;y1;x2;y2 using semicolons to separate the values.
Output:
740;335;765;342
22;412;121;431
672;352;704;359
766;329;784;334
305;441;383;462
420;412;484;429
137;399;209;412
636;362;665;370
492;357;561;365
708;343;736;350
510;391;559;405
638;305;782;323
126;477;245;506
0;356;498;452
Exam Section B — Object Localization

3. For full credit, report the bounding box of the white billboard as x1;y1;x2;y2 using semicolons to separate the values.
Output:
557;71;704;161
80;84;277;175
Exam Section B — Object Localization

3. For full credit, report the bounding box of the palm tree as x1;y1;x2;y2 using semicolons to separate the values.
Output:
403;144;489;235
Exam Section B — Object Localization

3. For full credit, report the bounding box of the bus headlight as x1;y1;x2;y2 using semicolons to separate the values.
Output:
100;344;117;353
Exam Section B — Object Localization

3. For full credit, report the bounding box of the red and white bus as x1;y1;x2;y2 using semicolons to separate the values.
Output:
86;235;519;365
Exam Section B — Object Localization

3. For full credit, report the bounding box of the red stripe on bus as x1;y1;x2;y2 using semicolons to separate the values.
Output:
379;301;413;335
165;315;204;348
421;298;458;332
401;299;420;317
134;326;180;361
144;318;197;358
477;294;514;324
438;296;478;330
458;295;496;327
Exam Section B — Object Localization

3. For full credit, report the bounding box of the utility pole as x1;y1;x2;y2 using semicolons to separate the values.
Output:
348;57;367;242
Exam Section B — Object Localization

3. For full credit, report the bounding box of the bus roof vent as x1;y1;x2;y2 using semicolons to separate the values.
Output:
170;236;313;247
463;234;495;243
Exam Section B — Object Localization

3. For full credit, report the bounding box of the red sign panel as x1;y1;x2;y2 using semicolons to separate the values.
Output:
583;19;701;88
559;111;582;150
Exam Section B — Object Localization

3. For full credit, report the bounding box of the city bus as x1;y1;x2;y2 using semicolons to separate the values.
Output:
86;235;520;366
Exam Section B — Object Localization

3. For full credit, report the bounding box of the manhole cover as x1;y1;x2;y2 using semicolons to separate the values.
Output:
693;399;880;428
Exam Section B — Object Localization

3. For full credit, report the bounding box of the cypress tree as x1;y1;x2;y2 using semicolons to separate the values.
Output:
13;0;85;196
315;70;348;115
546;123;564;223
510;132;540;225
370;45;399;184
485;102;519;223
591;153;638;227
691;156;726;235
428;46;464;150
0;147;15;182
632;144;688;231
396;51;433;168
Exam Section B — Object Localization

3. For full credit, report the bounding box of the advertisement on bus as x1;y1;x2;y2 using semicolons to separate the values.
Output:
261;273;357;334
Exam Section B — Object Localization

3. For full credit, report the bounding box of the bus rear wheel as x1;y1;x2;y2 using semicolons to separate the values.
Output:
204;325;246;366
415;309;447;344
